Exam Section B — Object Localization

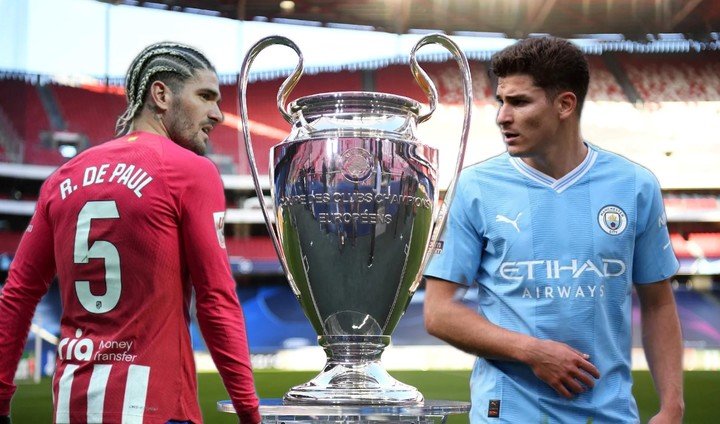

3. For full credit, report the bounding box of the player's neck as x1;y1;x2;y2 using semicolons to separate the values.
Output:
131;111;171;139
521;129;587;180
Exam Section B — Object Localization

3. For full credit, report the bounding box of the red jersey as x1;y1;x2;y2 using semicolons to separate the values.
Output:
0;132;260;423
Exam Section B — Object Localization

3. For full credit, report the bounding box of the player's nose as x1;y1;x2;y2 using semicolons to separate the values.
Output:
496;104;513;126
208;103;223;124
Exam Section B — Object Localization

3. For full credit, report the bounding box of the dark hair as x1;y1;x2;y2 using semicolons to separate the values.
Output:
490;37;589;113
115;42;216;136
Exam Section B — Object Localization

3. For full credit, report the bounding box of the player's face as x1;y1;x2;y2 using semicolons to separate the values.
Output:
495;74;561;158
165;69;223;155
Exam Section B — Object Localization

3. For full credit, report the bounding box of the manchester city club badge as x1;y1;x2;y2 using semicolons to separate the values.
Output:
598;205;627;235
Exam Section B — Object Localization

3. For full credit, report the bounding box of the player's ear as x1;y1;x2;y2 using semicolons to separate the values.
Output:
148;80;172;113
556;91;577;120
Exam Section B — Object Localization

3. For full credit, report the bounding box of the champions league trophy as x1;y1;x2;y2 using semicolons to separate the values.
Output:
239;34;472;406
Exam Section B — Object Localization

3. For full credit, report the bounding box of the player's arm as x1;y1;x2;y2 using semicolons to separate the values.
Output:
0;189;56;418
636;279;684;423
631;170;683;422
179;160;260;424
424;277;600;398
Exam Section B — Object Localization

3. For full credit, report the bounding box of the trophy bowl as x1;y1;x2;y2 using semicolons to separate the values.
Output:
239;34;472;405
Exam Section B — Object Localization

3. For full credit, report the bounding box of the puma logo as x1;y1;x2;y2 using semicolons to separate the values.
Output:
496;212;522;232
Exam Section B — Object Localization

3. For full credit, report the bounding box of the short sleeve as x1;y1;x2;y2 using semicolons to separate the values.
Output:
632;170;679;284
424;171;484;286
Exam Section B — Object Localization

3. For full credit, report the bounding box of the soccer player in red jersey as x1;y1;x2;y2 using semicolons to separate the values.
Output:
0;42;261;423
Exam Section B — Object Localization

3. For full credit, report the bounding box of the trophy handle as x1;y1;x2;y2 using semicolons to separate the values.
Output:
238;36;304;296
409;36;439;124
409;34;472;293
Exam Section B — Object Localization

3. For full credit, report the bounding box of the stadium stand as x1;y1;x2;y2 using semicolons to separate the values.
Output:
375;61;493;104
0;78;60;165
619;52;720;102
0;108;23;163
586;55;628;102
0;78;50;144
49;83;125;146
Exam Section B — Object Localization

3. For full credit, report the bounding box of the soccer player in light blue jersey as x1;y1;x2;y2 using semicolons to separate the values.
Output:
424;37;684;423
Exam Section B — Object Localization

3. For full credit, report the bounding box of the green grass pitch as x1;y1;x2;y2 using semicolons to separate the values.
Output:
9;370;719;422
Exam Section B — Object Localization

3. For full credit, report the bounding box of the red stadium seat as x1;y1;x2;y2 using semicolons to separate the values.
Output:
586;56;627;102
619;52;720;102
0;78;61;165
50;83;126;146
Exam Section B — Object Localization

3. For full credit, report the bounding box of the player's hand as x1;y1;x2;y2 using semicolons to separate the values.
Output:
0;415;11;424
525;338;600;399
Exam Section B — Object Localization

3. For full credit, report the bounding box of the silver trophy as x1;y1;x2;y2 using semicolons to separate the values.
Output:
239;34;472;405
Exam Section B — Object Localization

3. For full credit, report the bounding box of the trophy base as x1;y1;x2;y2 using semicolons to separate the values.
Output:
218;398;472;423
283;335;423;405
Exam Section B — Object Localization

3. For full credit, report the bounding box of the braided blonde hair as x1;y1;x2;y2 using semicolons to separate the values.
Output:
115;42;215;136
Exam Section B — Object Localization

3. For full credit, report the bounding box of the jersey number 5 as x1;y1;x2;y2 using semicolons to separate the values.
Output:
74;200;121;314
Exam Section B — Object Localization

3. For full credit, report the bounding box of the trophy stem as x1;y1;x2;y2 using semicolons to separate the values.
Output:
283;335;424;405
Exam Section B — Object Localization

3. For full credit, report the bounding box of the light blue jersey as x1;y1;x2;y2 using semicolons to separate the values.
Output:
425;144;678;423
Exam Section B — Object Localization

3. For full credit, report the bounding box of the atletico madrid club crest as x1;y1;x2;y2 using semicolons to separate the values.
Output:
213;211;226;248
598;205;627;235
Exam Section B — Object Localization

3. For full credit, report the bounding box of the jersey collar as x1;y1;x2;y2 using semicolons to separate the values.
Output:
508;144;598;193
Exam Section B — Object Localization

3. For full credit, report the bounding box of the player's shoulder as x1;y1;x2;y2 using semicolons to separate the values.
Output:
43;134;125;184
115;132;219;178
461;152;510;179
590;143;660;186
454;153;510;198
115;132;223;189
459;152;513;187
161;139;218;174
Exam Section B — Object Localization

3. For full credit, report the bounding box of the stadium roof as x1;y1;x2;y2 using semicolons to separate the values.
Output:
101;0;720;39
